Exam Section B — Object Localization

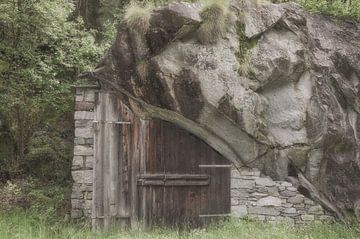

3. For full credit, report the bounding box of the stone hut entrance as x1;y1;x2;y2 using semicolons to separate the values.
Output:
92;92;231;229
72;85;334;228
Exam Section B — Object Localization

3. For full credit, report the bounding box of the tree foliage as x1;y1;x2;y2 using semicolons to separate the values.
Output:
0;0;106;182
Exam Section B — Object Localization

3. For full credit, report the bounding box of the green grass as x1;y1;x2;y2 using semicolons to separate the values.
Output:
0;210;359;239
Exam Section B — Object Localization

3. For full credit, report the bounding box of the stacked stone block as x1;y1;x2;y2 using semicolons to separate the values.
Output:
71;87;96;218
231;168;334;223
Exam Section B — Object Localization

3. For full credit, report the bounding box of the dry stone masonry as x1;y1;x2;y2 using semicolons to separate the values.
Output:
71;86;96;219
71;87;334;224
231;168;334;223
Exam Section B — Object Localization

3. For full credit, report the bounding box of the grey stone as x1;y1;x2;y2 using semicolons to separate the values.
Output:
75;101;95;111
231;189;250;198
286;186;297;192
308;205;324;215
75;127;93;138
71;209;83;219
71;199;83;209
85;192;93;200
72;156;84;170
84;91;95;102
84;200;92;210
257;196;282;207
304;198;315;205
75;94;84;102
231;198;239;206
243;2;284;39
267;187;280;196
74;111;94;120
280;182;292;187
248;206;280;216
75;120;93;128
85;138;94;145
85;156;94;169
252;192;268;198
231;179;255;189
280;190;297;197
283;208;297;214
301;215;315;221
293;203;305;209
72;170;93;184
74;145;93;156
319;215;334;221
232;205;248;218
288;195;304;204
240;168;261;176
71;191;83;199
255;177;276;187
74;137;86;145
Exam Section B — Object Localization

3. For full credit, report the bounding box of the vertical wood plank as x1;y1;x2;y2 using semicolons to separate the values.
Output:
92;92;105;230
103;94;111;230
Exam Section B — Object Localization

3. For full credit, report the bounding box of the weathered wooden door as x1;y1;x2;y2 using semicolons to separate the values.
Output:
93;92;231;229
92;92;139;230
137;119;231;227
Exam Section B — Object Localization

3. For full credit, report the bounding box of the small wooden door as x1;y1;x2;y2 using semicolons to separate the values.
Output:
137;119;231;227
93;92;231;229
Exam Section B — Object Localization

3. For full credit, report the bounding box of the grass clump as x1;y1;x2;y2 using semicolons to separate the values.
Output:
197;0;235;45
235;23;258;77
136;60;149;82
124;1;154;34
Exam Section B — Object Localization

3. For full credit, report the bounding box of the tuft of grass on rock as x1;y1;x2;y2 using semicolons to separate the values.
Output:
124;1;154;34
136;60;149;82
197;0;234;45
235;23;258;77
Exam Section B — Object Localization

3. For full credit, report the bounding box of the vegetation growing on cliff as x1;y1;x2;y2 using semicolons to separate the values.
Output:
276;0;360;19
235;24;258;77
124;1;154;34
197;0;230;44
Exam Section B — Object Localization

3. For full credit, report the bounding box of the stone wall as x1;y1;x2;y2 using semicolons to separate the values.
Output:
71;88;335;223
231;168;334;223
71;87;96;218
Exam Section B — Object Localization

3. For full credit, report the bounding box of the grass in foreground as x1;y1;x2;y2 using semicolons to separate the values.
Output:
0;210;359;239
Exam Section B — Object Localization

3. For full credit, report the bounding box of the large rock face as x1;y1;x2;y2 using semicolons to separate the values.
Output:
90;0;360;220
